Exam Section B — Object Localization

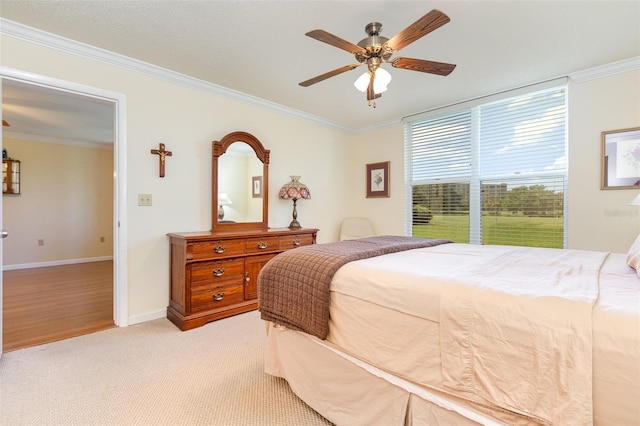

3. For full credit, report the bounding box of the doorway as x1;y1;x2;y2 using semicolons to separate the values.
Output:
1;68;128;354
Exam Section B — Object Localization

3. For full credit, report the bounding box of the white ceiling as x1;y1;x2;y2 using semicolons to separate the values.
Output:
2;79;115;146
1;1;639;140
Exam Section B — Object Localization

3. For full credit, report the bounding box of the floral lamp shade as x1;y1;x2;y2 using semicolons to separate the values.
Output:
279;175;311;200
279;176;310;228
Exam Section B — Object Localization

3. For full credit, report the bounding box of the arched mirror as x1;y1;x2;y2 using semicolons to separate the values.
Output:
212;131;269;232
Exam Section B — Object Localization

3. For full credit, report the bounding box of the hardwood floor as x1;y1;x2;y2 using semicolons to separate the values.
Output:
2;261;114;352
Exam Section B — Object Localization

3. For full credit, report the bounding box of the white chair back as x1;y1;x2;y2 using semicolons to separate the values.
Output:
339;217;375;241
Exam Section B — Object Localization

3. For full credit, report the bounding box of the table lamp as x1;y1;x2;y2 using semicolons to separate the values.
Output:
218;193;233;220
279;176;311;229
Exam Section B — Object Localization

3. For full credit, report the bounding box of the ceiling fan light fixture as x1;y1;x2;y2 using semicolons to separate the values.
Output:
354;71;370;92
353;68;392;94
374;68;392;93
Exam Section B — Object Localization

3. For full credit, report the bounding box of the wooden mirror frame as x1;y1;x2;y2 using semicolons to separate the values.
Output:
212;131;270;232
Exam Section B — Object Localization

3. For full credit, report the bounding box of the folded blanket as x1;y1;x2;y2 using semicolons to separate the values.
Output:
259;235;452;339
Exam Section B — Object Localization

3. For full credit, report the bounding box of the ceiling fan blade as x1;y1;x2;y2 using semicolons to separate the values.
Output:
305;29;364;54
391;57;456;76
385;10;450;52
299;64;361;87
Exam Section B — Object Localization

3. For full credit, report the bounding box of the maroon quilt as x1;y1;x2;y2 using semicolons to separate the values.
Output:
258;235;452;339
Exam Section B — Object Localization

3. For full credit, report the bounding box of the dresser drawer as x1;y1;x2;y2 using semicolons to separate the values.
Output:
189;240;244;260
278;233;314;250
244;236;279;254
191;284;244;312
190;258;244;288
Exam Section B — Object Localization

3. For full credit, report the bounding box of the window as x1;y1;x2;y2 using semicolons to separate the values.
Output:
405;83;567;248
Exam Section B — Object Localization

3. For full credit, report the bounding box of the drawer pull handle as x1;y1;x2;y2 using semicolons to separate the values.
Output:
212;292;225;301
212;268;225;277
257;241;268;249
214;245;226;254
292;238;301;246
245;272;250;283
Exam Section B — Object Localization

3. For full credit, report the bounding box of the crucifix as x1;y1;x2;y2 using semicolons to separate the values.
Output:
150;143;172;178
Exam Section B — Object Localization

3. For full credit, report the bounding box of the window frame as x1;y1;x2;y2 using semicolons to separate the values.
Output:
404;79;568;248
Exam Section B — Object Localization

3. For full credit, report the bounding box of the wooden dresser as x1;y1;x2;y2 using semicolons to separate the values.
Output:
167;227;318;330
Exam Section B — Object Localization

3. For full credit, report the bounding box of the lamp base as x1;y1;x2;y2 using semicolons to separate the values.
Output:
218;205;224;220
288;219;301;229
288;198;301;229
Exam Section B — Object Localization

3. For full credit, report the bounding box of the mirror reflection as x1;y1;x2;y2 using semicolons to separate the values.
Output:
217;142;263;223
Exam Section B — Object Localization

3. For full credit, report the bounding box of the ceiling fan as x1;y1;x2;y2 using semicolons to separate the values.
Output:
299;9;456;107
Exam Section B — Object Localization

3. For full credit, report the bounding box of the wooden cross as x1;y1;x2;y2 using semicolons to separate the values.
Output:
151;143;172;178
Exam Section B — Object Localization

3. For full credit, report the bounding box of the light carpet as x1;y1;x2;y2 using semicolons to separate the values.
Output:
0;310;332;426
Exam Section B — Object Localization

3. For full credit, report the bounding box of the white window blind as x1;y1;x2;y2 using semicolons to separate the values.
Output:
479;90;566;177
405;83;567;248
410;110;471;181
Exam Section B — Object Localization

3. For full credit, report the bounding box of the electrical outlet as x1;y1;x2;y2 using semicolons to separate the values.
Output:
138;194;152;206
37;239;44;246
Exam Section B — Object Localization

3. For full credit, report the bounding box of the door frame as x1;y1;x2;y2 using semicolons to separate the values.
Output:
0;66;128;335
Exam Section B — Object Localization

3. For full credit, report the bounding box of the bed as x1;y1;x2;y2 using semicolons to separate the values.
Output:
258;236;640;426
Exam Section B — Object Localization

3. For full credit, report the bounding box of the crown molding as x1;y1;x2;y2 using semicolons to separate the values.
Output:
3;131;114;150
569;56;640;83
0;18;355;133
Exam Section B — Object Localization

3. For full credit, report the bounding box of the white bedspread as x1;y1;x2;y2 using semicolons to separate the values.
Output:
438;247;607;426
332;244;610;426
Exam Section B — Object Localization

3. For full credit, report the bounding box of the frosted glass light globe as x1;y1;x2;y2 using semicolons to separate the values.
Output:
353;68;392;94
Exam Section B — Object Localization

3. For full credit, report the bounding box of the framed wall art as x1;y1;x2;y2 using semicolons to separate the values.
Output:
601;127;640;189
366;161;390;198
252;176;263;198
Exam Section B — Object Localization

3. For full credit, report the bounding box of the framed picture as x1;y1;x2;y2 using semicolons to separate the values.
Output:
601;127;640;189
366;161;390;198
252;176;262;198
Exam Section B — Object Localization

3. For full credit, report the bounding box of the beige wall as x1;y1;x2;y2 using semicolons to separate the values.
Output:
2;32;638;324
567;70;640;253
1;34;354;321
349;123;406;237
2;138;113;266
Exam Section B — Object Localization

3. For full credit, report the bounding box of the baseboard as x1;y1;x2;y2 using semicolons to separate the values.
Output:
128;309;167;326
3;256;114;271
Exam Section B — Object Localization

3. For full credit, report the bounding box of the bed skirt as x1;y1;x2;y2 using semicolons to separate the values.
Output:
264;321;501;426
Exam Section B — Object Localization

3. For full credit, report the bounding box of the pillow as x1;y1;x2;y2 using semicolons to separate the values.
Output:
626;234;640;277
